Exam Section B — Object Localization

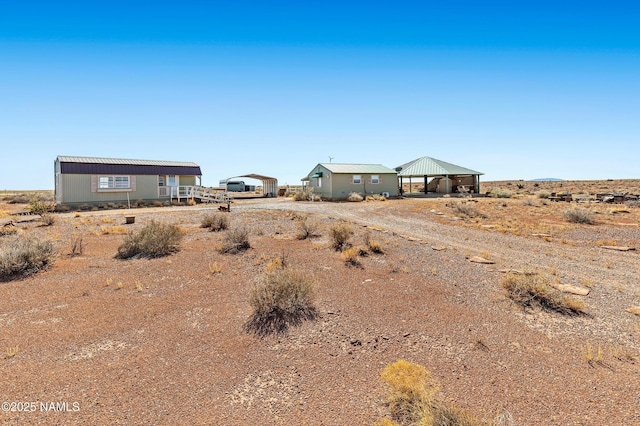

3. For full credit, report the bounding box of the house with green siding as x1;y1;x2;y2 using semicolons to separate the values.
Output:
303;163;399;200
54;156;202;206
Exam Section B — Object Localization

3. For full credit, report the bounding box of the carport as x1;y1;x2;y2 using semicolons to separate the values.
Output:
223;174;279;197
395;156;483;194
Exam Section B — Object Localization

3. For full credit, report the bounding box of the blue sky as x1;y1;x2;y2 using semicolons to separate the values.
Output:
1;1;638;189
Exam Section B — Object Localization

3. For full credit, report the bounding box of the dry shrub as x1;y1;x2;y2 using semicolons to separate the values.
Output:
219;227;250;254
363;232;384;253
116;220;184;259
489;189;513;199
453;202;486;218
341;247;362;267
0;224;18;237
201;212;229;231
379;360;492;426
245;268;317;336
296;218;319;240
69;237;84;257
500;273;586;315
380;359;439;425
0;235;56;279
563;207;595;224
292;190;312;201
536;190;551;199
492;410;515;426
348;192;364;202
40;213;55;226
29;197;55;214
368;239;385;254
330;223;351;251
7;193;31;204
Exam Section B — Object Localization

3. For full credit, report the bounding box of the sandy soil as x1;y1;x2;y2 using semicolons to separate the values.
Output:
1;189;639;425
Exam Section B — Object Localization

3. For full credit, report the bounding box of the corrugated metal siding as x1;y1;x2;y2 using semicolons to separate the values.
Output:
60;162;201;176
330;173;399;199
180;176;196;186
56;156;201;176
60;174;159;204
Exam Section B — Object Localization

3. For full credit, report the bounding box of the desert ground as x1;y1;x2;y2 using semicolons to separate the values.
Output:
1;180;639;425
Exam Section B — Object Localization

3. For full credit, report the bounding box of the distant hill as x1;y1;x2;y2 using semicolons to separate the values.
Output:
529;178;564;182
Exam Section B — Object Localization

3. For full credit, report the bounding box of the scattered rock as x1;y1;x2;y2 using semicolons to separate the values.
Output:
532;233;552;237
549;282;590;296
468;256;495;264
431;246;446;251
499;268;524;274
625;306;640;316
601;246;635;251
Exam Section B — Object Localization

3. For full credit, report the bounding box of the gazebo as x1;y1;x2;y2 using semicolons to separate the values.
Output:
395;157;483;194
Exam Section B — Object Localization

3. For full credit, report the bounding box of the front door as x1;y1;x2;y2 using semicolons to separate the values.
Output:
168;175;178;197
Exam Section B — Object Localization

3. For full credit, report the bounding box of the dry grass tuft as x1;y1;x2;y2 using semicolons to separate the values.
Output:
296;218;319;240
219;227;251;254
201;212;229;231
116;220;184;259
500;273;586;315
245;268;317;336
40;213;55;226
367;238;386;254
341;247;362;267
0;224;18;237
452;202;486;218
379;359;488;426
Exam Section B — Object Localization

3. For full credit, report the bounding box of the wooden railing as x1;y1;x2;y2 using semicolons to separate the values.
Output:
159;186;231;203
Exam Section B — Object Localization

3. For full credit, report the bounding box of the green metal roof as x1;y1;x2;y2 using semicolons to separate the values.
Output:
395;157;483;177
317;163;397;174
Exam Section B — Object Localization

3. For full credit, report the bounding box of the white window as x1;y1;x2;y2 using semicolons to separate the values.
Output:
158;176;166;186
317;177;322;188
98;176;130;189
352;175;361;184
371;175;380;184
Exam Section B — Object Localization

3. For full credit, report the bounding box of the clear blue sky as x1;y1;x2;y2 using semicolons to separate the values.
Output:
1;1;638;189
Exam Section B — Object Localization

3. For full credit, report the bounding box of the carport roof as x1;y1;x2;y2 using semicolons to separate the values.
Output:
395;157;483;177
238;173;277;181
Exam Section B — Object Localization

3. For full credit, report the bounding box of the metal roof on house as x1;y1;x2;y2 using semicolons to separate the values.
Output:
57;156;199;167
317;163;398;174
395;157;483;177
57;156;202;176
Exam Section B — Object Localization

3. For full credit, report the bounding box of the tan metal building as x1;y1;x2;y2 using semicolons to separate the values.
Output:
54;156;202;205
303;163;399;200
